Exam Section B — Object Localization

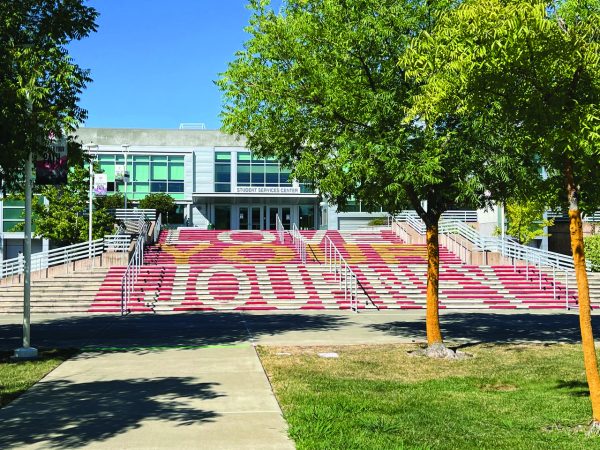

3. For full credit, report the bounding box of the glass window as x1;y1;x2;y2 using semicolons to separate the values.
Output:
215;165;231;183
237;152;251;162
151;162;167;180
3;208;23;220
151;181;168;192
251;154;265;163
169;162;184;180
215;152;231;161
280;170;292;185
237;164;250;185
168;155;184;163
133;155;149;162
133;162;149;181
251;165;265;185
134;182;149;193
151;155;167;162
215;184;231;193
214;206;231;230
265;165;279;185
98;155;114;163
168;182;184;193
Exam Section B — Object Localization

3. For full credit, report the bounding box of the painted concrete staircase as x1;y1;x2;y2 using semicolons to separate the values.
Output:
0;269;111;314
85;228;598;313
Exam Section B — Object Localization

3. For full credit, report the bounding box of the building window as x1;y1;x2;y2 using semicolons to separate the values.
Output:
214;151;231;192
97;153;185;200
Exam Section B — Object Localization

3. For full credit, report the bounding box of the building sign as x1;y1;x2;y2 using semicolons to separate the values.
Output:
35;146;68;185
93;174;108;197
236;186;301;194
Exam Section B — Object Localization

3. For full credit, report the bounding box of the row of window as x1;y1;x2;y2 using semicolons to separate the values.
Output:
214;151;294;192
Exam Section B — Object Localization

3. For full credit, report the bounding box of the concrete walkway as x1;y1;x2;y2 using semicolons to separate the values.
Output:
1;309;598;449
0;344;293;449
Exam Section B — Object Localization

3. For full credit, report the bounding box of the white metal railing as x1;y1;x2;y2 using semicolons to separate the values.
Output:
323;235;359;311
153;213;163;243
290;223;308;264
275;213;285;244
0;236;130;280
109;208;156;221
120;219;150;315
104;235;131;252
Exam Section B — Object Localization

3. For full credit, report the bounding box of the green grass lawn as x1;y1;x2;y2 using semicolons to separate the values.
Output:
258;344;600;450
0;348;77;408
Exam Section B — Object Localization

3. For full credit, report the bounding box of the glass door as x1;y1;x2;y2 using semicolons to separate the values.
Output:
268;207;278;230
239;207;249;229
251;207;262;230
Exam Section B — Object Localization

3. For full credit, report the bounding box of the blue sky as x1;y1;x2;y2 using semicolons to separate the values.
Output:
69;1;282;130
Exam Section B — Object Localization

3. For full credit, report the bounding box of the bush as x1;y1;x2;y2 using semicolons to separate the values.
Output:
584;234;600;272
139;193;176;223
367;217;388;226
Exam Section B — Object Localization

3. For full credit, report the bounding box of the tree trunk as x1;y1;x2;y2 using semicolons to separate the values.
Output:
565;160;600;424
425;220;443;345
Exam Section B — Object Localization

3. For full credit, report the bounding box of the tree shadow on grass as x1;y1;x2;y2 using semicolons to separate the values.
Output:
0;312;348;351
369;312;600;344
0;375;221;449
556;379;590;398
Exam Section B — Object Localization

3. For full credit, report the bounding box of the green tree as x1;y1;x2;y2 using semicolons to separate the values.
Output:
405;0;600;427
97;193;125;211
0;1;97;191
30;164;116;246
496;201;555;245
219;0;533;354
139;193;176;223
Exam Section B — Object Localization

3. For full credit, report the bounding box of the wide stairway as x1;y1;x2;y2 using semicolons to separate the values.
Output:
86;228;592;313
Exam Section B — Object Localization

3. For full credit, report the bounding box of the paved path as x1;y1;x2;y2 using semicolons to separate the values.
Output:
0;309;599;449
0;344;293;449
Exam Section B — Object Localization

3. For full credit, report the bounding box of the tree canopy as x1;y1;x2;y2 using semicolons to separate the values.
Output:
403;0;600;427
139;193;176;223
219;0;536;349
0;0;97;191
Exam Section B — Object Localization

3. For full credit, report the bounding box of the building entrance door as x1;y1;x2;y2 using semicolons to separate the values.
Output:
239;206;264;230
267;206;292;230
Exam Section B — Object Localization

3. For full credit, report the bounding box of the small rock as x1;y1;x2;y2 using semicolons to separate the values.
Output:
318;352;339;358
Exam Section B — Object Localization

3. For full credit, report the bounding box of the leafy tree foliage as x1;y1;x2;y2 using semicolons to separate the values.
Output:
219;0;533;349
495;201;554;245
404;0;600;426
0;0;97;191
584;234;600;272
29;164;116;246
97;193;125;211
139;193;176;222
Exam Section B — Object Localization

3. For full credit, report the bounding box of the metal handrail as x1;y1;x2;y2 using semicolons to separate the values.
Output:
108;208;156;220
0;238;118;280
120;220;150;315
290;223;308;264
323;235;359;312
394;212;581;271
153;213;163;243
275;213;285;244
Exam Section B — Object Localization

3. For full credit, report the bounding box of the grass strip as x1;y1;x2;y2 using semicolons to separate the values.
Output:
0;348;78;408
259;343;600;450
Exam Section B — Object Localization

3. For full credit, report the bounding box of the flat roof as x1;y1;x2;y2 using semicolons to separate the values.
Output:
74;128;247;148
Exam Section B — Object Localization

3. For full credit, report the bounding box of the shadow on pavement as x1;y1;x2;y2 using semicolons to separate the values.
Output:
0;376;220;449
370;312;600;343
0;312;348;350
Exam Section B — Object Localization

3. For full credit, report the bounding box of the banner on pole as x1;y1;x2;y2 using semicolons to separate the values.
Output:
93;173;108;197
115;164;125;181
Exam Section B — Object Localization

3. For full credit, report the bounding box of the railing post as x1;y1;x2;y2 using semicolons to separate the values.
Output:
565;271;569;310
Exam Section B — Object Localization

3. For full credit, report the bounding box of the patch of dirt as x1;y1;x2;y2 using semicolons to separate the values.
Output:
408;343;473;360
480;383;518;392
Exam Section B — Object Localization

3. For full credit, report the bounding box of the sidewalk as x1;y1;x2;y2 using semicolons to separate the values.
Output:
0;344;293;449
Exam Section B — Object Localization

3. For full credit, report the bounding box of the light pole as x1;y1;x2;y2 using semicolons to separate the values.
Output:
86;143;98;259
14;92;37;359
121;144;130;211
